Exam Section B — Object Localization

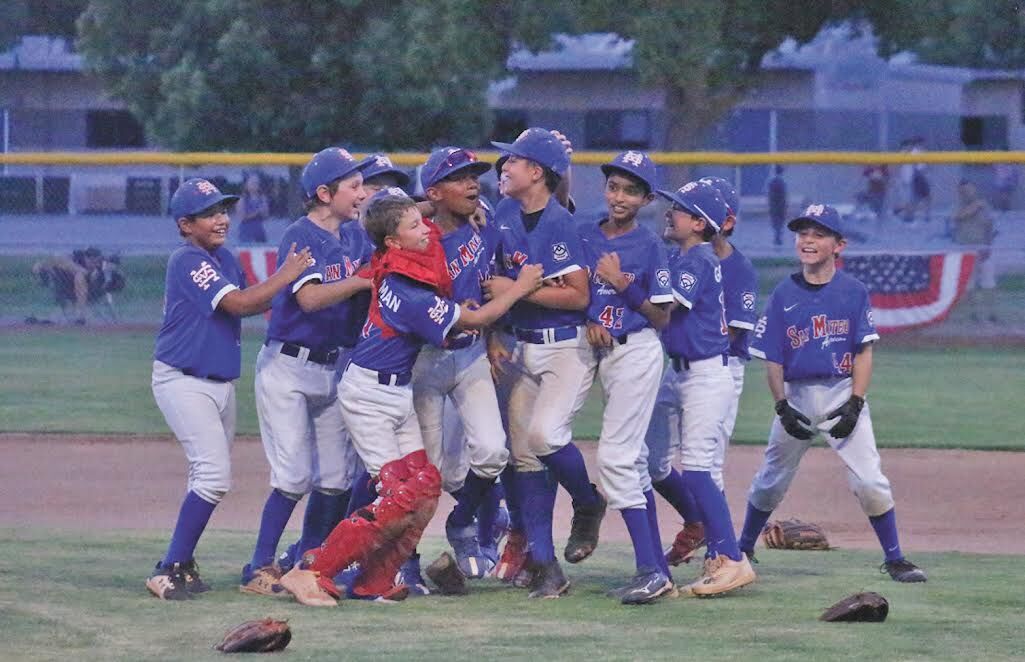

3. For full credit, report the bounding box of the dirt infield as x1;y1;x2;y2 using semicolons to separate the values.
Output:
3;433;1022;555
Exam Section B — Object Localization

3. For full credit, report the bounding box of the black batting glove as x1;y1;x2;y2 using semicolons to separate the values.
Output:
826;395;865;439
775;398;814;440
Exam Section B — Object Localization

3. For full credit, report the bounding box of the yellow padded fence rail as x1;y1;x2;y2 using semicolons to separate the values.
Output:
1;150;1025;167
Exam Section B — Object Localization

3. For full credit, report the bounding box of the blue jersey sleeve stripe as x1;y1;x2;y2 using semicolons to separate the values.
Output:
545;263;581;279
650;293;674;304
291;272;322;293
672;289;694;308
748;346;767;360
210;283;238;311
860;332;880;344
442;303;462;339
728;319;755;330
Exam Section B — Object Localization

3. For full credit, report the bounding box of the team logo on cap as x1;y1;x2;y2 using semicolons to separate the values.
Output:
552;242;569;262
656;269;670;289
804;204;826;217
679;271;696;291
195;180;217;195
621;151;645;167
743;291;756;311
335;148;353;160
517;129;533;141
375;155;394;167
385;187;407;197
679;182;698;194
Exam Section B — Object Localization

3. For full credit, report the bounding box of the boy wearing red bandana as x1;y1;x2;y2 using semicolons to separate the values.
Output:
280;190;542;606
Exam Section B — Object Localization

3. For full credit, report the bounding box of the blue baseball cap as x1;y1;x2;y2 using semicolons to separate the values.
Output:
169;178;239;218
368;186;411;204
361;153;410;187
698;176;739;217
301;147;371;198
788;203;844;237
601;151;657;193
491;128;571;177
656;180;728;232
421;147;491;189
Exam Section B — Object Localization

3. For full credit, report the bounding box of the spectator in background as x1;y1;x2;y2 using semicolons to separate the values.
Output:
897;137;931;224
992;163;1018;212
767;165;787;246
238;173;271;243
30;247;124;324
953;180;997;322
861;165;889;218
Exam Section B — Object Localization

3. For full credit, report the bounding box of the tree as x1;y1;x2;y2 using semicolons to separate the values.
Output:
76;0;560;151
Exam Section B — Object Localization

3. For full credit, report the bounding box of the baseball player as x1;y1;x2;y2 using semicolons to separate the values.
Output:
411;147;509;583
648;180;756;596
483;128;604;599
360;153;411;195
578;151;676;604
662;177;759;566
148;178;311;600
240;147;374;596
736;204;927;583
279;191;542;606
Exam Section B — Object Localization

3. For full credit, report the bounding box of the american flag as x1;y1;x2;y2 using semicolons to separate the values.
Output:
839;251;976;333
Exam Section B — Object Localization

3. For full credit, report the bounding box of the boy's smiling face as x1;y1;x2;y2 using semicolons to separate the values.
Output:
386;206;432;252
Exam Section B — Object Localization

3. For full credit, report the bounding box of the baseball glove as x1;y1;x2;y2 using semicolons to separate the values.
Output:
819;591;889;622
761;518;831;550
425;551;468;595
214;618;292;653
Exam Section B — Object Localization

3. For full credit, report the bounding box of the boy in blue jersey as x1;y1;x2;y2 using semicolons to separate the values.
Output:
279;191;542;606
241;147;375;597
651;180;757;596
579;151;677;604
148;179;311;600
737;204;927;583
483;128;603;599
662;177;760;566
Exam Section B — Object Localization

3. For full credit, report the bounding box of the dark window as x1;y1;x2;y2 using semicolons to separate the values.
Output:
961;115;1008;150
961;117;984;148
585;111;650;149
86;110;145;148
490;110;528;144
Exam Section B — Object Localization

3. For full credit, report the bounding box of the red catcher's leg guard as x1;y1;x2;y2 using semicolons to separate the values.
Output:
403;449;430;473
378;457;411;493
352;491;440;599
302;509;383;578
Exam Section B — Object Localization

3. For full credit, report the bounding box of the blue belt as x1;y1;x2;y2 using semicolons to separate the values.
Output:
671;354;728;372
276;341;339;366
376;370;412;387
513;325;578;345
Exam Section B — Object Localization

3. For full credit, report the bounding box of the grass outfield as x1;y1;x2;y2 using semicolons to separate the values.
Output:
0;529;1019;662
0;327;1022;450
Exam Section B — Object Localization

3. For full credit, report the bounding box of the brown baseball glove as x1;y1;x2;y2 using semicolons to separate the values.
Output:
761;518;830;550
820;591;889;622
214;618;292;653
425;551;468;595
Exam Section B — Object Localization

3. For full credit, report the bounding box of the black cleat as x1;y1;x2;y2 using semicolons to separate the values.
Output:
881;558;927;583
564;488;607;564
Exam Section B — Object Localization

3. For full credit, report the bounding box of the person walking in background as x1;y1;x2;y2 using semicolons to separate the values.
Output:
238;173;271;244
767;165;787;247
953;180;998;322
861;165;889;219
992;163;1018;212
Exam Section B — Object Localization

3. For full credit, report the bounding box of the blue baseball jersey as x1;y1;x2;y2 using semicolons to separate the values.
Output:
266;217;371;352
338;220;375;347
719;246;759;360
439;213;499;347
662;243;729;360
154;244;245;380
750;270;880;381
578;221;673;337
494;195;586;330
350;274;461;374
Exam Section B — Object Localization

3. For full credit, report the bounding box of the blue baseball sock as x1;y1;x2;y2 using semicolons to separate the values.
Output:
345;471;376;517
622;507;659;574
868;508;904;562
449;471;496;528
737;501;773;556
539;443;598;506
163;490;217;566
682;470;741;562
476;481;503;543
653;468;702;523
250;489;299;569
644;490;670;576
520;470;557;564
500;464;526;533
295;490;350;556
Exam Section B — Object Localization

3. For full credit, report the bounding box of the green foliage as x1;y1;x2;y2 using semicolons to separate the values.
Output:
1;529;1023;661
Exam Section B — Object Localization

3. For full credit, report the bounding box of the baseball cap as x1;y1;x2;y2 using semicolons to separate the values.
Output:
361;153;410;187
698;176;739;217
601;151;657;193
491;128;571;177
169;178;239;218
421;147;491;189
788;203;843;237
301;147;372;198
656;180;728;232
368;186;411;204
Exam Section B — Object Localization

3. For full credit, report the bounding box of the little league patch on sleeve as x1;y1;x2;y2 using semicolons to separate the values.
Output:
679;271;696;291
743;292;756;310
656;269;670;289
552;242;569;262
